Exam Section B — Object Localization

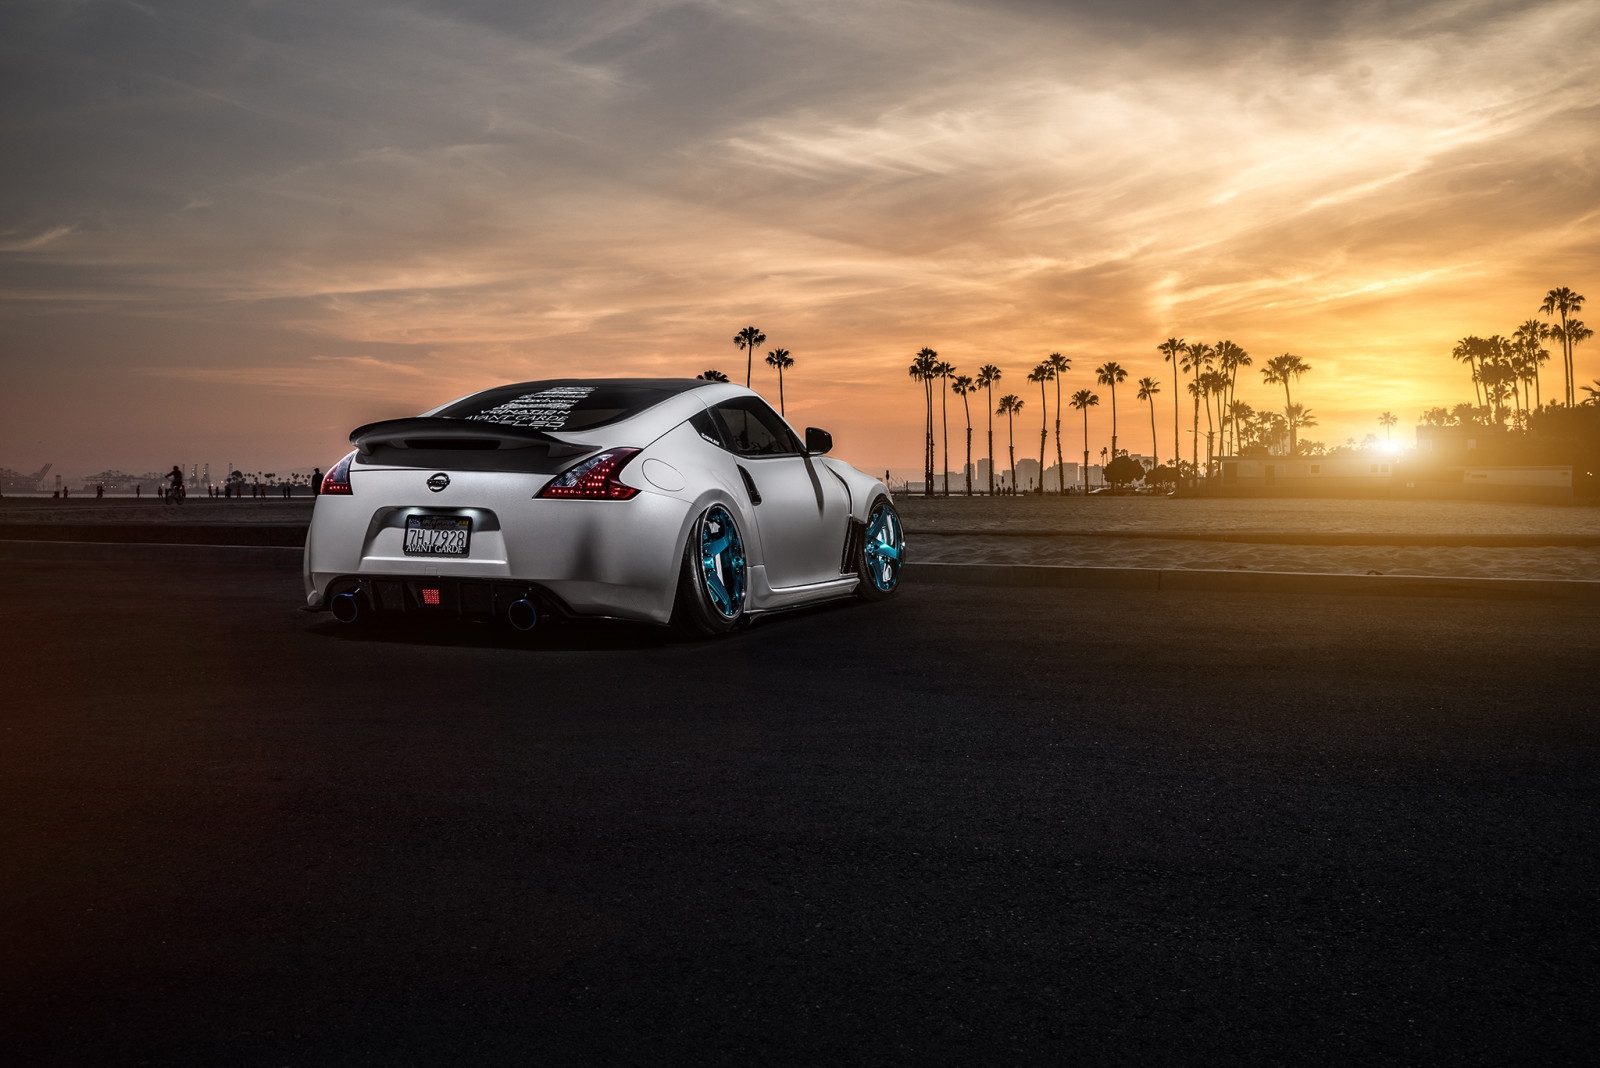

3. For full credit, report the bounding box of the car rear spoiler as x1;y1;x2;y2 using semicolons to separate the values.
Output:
349;417;590;457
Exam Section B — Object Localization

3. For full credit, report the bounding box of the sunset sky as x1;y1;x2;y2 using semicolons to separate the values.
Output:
3;0;1597;477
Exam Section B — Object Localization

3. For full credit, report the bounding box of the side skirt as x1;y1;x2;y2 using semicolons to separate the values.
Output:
745;565;860;614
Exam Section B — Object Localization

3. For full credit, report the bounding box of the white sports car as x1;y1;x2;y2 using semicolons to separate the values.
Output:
303;378;905;635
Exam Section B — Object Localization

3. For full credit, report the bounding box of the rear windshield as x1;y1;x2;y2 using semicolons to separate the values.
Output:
434;379;702;432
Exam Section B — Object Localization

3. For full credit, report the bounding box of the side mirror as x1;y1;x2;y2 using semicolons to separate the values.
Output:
805;427;833;455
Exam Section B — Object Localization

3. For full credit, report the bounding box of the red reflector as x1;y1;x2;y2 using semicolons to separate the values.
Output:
421;587;441;605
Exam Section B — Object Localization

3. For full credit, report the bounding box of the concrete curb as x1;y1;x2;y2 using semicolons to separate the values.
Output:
908;562;1600;601
0;540;303;566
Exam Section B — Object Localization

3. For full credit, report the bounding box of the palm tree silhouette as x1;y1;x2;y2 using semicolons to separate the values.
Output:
1070;389;1099;495
1286;404;1317;446
1378;411;1398;440
1213;341;1249;455
951;374;975;495
1180;342;1212;483
1136;376;1161;467
997;394;1023;492
1513;320;1550;408
1095;361;1128;456
1157;338;1185;476
1556;321;1594;405
1261;354;1312;455
909;348;939;498
1047;353;1071;494
1199;369;1228;475
933;361;958;495
1229;399;1253;453
976;364;1002;494
1027;362;1054;494
1451;336;1488;411
733;326;766;388
696;369;730;382
1541;287;1586;405
764;348;794;414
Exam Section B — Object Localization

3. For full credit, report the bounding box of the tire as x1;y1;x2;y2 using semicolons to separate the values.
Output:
670;503;748;636
855;496;904;600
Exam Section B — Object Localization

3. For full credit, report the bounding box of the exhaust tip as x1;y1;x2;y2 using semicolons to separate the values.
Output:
506;598;539;631
331;590;363;623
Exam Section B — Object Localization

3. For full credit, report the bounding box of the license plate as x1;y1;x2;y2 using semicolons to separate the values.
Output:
404;514;471;556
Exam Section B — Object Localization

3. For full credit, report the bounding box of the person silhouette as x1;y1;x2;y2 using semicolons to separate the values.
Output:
166;465;185;506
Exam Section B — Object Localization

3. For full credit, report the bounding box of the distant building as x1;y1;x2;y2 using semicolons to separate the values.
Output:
1014;458;1041;492
1219;455;1395;495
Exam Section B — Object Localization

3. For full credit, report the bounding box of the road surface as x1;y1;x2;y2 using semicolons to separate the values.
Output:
2;545;1596;1064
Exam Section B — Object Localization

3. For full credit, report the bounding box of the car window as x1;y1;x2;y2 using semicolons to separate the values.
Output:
711;399;800;457
435;380;702;432
689;409;726;448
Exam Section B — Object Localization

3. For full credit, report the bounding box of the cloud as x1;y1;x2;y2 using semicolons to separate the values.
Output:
1;0;1597;471
0;225;77;251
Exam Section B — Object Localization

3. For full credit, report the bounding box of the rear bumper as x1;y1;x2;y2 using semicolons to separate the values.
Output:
320;575;573;624
303;486;692;625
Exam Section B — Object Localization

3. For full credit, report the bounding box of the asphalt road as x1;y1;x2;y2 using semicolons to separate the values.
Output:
2;546;1597;1065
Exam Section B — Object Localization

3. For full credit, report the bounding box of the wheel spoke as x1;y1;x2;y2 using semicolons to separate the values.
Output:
697;505;745;618
867;540;901;562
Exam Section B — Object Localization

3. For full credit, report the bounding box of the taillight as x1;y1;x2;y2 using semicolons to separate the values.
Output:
537;448;642;500
321;450;356;495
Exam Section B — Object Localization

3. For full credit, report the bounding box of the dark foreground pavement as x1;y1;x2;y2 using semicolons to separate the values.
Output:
2;547;1597;1065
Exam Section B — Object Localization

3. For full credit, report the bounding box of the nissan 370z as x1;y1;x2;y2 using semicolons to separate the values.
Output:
303;378;905;636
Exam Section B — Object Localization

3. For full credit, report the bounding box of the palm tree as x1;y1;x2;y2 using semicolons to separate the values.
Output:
1136;377;1160;467
764;348;794;414
1027;362;1054;494
1513;319;1551;408
997;394;1024;491
1095;361;1128;457
1581;380;1600;405
975;364;1002;494
1260;353;1312;455
934;360;956;495
1286;404;1317;446
1229;399;1254;452
952;374;975;495
1451;336;1485;410
696;369;729;382
733;326;766;388
1047;352;1071;494
1541;287;1586;405
1213;341;1249;454
1069;389;1099;494
1180;342;1213;482
1157;338;1184;479
1378;411;1398;441
1554;321;1594;406
908;348;939;498
1198;369;1227;475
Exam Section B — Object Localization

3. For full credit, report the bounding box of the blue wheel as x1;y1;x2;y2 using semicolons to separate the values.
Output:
673;503;747;635
856;497;904;599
